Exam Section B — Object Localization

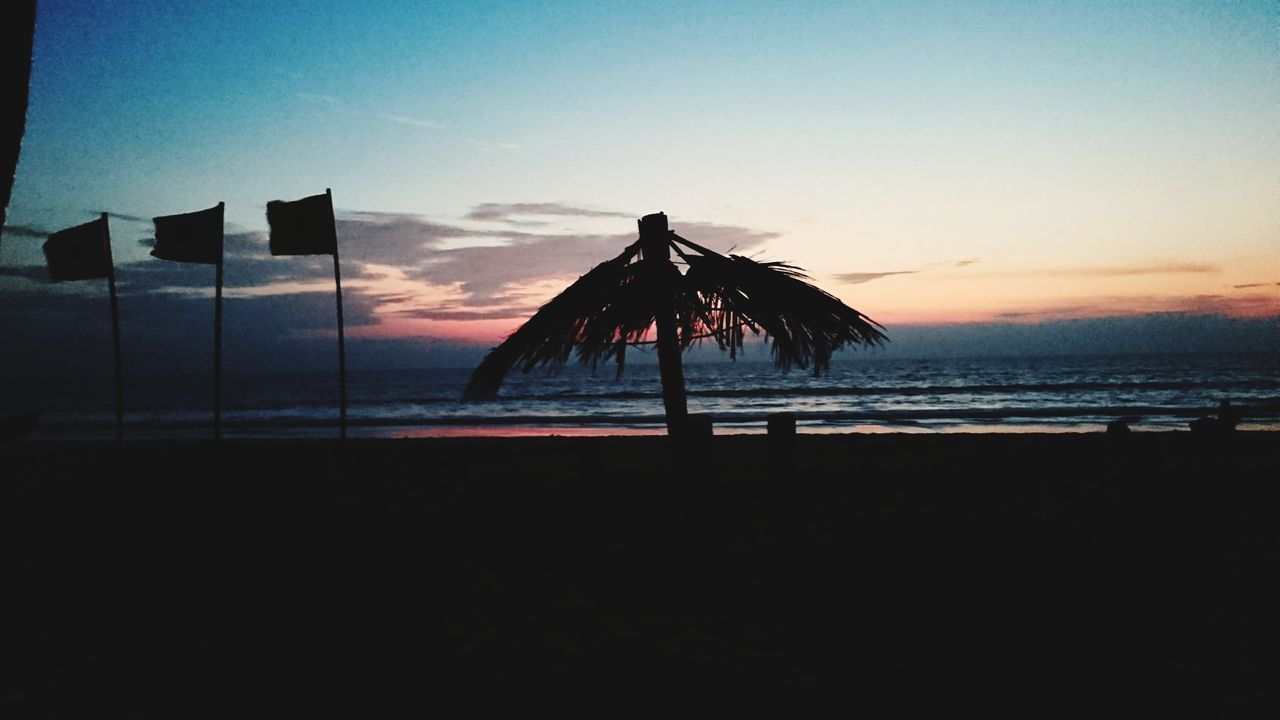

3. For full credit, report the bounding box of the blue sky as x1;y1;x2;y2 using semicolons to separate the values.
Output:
1;0;1276;372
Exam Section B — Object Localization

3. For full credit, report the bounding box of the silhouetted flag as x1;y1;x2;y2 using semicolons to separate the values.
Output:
152;204;223;265
152;202;226;439
42;213;125;440
267;192;336;256
43;216;111;282
266;189;348;439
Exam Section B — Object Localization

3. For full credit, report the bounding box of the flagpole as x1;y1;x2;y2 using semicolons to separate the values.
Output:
328;188;347;440
102;213;123;441
214;202;224;440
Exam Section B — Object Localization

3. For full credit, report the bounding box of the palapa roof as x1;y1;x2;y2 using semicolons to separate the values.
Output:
463;221;886;400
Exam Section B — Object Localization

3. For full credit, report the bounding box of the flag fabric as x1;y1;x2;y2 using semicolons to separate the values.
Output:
43;213;125;440
266;189;348;438
44;216;111;282
267;192;336;256
152;204;223;265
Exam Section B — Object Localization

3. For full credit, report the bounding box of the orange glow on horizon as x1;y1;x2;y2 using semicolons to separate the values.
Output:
869;295;1280;327
347;292;1278;346
349;316;525;343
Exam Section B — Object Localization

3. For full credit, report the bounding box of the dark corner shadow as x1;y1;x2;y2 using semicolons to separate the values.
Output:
1;3;37;439
1;1;35;233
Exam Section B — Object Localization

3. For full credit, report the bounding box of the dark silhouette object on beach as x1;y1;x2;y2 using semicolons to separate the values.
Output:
1217;399;1239;430
463;212;886;435
1106;419;1131;434
1190;399;1239;434
0;408;39;442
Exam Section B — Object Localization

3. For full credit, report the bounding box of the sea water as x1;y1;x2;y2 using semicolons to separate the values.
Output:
11;352;1277;439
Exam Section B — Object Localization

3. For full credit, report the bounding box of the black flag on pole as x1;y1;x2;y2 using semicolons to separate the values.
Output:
152;203;226;439
152;204;223;265
43;214;124;440
43;216;112;282
266;189;348;438
266;193;337;256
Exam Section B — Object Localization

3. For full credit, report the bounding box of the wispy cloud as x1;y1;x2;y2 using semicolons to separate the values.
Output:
296;92;448;133
1232;282;1279;289
3;214;146;240
106;211;149;223
990;292;1278;322
294;83;462;147
942;262;1222;281
837;257;980;285
394;218;778;313
466;138;522;153
295;92;341;107
1;224;48;239
466;202;633;224
924;258;980;269
1036;263;1219;278
382;114;446;130
834;271;918;285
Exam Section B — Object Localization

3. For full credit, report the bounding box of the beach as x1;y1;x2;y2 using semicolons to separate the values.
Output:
3;432;1273;711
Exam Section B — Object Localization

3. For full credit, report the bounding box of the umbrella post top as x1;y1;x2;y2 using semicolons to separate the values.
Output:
638;212;669;262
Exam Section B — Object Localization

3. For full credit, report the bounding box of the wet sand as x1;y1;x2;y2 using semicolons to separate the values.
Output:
3;432;1274;712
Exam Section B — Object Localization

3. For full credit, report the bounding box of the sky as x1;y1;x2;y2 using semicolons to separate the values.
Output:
1;0;1276;376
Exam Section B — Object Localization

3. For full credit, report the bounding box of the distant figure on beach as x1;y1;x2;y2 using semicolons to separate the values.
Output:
1189;399;1239;434
1217;399;1239;431
1106;419;1130;434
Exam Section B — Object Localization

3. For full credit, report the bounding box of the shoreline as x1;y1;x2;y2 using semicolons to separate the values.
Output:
10;427;1279;453
21;412;1280;441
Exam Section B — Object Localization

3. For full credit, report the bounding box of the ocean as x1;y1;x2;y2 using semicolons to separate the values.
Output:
10;352;1277;439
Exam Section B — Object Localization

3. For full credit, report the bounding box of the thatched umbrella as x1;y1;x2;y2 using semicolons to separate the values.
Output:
463;212;887;435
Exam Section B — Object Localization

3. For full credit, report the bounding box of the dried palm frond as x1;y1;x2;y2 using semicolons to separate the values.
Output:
463;242;653;399
462;220;887;400
673;233;886;375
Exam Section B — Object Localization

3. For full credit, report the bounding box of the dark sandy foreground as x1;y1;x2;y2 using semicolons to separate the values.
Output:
2;433;1274;712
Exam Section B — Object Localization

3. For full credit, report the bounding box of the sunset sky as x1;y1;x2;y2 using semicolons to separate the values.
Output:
1;0;1275;374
